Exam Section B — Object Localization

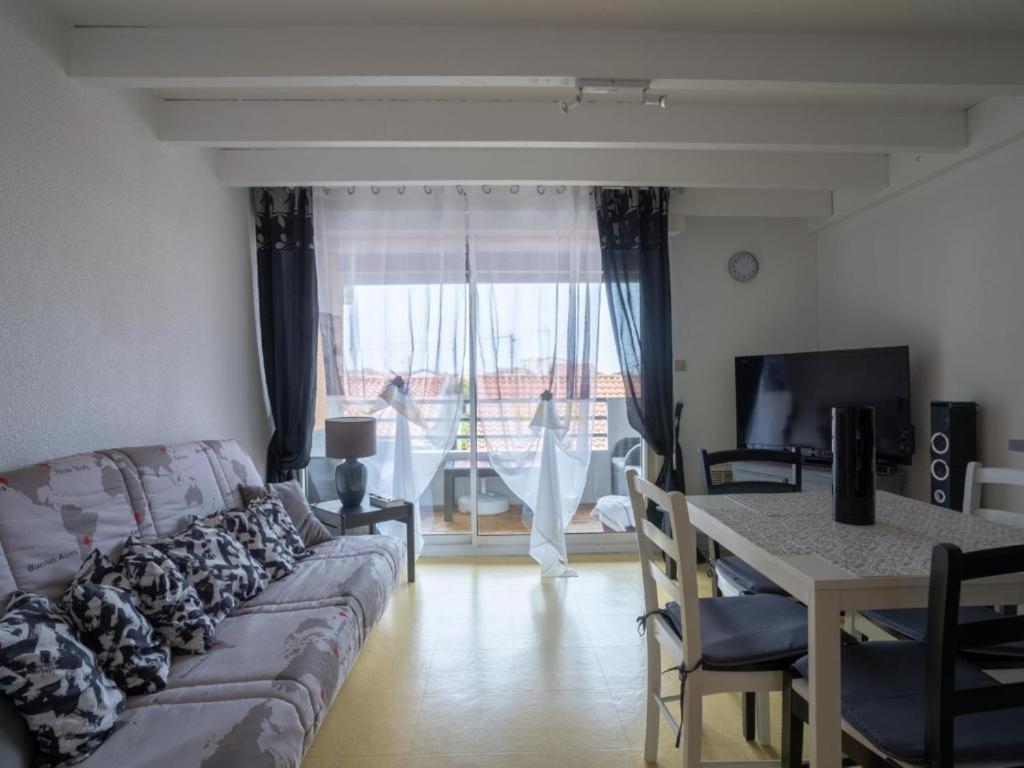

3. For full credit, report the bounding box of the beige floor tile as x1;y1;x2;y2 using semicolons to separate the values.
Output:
511;690;630;752
409;754;521;768
582;613;645;648
512;646;610;691
342;645;433;698
303;756;409;768
412;691;524;754
516;749;640;768
511;614;594;650
307;692;422;756
432;616;533;650
426;649;518;693
594;645;646;691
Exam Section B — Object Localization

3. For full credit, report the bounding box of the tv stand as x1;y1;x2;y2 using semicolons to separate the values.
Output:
732;461;908;495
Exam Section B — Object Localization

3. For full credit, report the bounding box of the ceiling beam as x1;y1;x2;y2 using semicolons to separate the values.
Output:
677;189;832;219
159;100;966;154
70;26;1024;93
216;148;888;190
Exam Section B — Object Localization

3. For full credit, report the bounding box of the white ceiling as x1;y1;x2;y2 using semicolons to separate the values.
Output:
55;0;1024;36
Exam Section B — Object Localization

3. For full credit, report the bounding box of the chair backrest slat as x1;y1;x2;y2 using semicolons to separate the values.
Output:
648;560;682;605
699;447;802;495
640;518;676;560
963;462;1024;526
627;468;702;665
957;615;1024;648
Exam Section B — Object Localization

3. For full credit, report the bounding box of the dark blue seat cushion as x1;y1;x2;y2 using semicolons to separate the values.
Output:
793;641;1024;763
862;607;1024;661
716;555;788;596
661;594;807;669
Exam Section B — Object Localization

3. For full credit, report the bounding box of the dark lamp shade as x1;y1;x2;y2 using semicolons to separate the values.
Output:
325;417;377;459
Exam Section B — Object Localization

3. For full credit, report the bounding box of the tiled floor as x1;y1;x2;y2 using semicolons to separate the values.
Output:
302;554;782;768
420;505;606;536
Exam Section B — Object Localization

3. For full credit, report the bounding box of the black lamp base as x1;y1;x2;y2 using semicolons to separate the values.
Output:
335;458;367;508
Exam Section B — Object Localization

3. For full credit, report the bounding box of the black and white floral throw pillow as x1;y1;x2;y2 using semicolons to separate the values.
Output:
154;521;268;623
0;591;124;767
203;510;296;581
120;539;216;654
246;496;312;562
60;551;171;695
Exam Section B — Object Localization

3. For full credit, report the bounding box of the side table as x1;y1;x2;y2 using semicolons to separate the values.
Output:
312;499;415;583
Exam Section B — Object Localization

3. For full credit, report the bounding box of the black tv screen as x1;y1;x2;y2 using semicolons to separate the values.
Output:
735;346;913;465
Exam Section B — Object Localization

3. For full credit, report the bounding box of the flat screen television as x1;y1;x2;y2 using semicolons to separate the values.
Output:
735;346;913;465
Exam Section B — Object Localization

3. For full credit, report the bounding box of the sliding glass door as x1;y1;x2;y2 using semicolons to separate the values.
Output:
310;186;639;559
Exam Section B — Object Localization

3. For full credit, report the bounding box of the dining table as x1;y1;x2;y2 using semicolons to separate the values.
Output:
686;490;1024;768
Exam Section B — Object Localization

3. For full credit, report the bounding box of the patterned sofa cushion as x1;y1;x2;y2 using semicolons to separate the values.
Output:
239;481;334;548
115;444;229;537
0;592;124;766
79;696;305;768
243;537;403;641
149;521;268;624
207;509;297;582
141;604;360;740
0;454;148;600
60;551;170;695
119;541;216;654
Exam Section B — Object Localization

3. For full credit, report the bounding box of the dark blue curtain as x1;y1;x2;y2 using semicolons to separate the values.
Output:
253;188;319;482
595;187;685;495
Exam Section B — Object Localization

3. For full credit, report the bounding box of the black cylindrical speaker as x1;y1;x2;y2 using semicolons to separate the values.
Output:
832;406;876;525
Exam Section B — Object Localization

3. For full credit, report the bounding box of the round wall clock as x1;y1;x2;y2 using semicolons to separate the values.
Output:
728;251;759;282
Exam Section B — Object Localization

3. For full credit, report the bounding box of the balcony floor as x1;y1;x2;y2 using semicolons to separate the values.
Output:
421;504;606;536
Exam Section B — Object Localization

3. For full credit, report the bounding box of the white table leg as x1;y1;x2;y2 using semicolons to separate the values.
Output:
808;588;842;768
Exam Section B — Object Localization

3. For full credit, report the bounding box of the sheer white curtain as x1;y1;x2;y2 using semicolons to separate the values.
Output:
467;187;602;576
313;187;468;557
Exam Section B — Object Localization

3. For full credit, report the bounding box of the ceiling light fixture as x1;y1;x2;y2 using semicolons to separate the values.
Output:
558;78;668;114
643;92;669;109
558;87;583;115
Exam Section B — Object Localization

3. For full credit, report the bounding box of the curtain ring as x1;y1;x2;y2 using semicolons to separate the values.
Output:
456;184;465;195
424;185;432;195
370;186;380;195
537;185;545;195
346;186;355;195
397;185;406;195
510;185;519;194
482;184;492;194
556;185;566;194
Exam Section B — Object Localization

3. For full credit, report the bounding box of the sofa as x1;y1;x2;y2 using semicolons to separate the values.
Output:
0;439;405;767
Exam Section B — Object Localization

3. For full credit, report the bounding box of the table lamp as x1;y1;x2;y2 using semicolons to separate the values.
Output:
325;417;377;507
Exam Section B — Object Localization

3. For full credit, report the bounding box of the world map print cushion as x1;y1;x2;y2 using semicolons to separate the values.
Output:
153;520;268;623
202;509;296;581
0;591;124;766
120;538;216;654
246;496;312;562
60;551;171;695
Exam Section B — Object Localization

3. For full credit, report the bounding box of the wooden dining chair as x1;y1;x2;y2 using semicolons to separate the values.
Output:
784;541;1024;768
627;468;810;768
857;462;1024;666
699;448;803;742
699;448;802;598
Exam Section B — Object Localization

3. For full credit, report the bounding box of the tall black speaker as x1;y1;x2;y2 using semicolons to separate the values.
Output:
930;401;978;510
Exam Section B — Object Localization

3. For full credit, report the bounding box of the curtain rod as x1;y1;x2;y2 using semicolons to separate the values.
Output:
321;185;684;195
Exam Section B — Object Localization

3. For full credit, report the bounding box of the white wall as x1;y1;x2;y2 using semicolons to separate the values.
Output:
672;217;820;490
0;1;268;469
817;136;1024;504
